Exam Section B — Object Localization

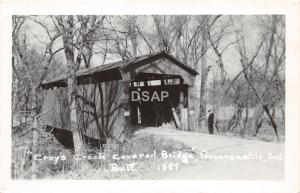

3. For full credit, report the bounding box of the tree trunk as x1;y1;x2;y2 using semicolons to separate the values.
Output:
31;87;39;178
251;105;264;136
263;104;279;141
24;89;30;130
175;30;182;59
199;49;209;128
199;23;210;129
194;66;201;130
31;116;38;179
68;73;85;154
242;65;280;141
280;105;285;127
56;15;87;154
213;84;226;133
243;98;249;136
243;86;250;135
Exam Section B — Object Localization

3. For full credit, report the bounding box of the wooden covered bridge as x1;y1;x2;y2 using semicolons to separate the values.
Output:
40;51;198;148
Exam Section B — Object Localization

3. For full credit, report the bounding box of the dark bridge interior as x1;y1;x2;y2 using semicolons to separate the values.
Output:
130;73;188;128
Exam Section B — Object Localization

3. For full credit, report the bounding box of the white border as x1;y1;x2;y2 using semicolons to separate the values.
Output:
1;0;299;193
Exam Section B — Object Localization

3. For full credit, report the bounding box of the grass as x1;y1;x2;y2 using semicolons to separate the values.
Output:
11;125;199;179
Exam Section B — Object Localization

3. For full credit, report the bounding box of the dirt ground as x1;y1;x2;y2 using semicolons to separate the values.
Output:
134;128;284;180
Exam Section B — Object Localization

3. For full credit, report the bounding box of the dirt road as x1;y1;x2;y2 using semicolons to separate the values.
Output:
134;128;284;180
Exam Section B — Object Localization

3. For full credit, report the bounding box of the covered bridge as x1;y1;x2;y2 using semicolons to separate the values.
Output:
40;51;198;148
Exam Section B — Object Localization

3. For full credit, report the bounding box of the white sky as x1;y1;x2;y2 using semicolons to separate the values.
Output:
19;15;284;83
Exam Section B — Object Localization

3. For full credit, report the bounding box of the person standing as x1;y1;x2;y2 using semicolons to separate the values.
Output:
208;109;214;134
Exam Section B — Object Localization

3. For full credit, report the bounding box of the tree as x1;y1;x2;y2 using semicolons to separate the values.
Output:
195;15;221;128
51;15;107;153
12;15;63;177
111;16;140;59
206;16;235;132
232;15;285;141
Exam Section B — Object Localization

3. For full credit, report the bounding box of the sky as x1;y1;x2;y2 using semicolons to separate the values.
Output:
18;15;285;83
